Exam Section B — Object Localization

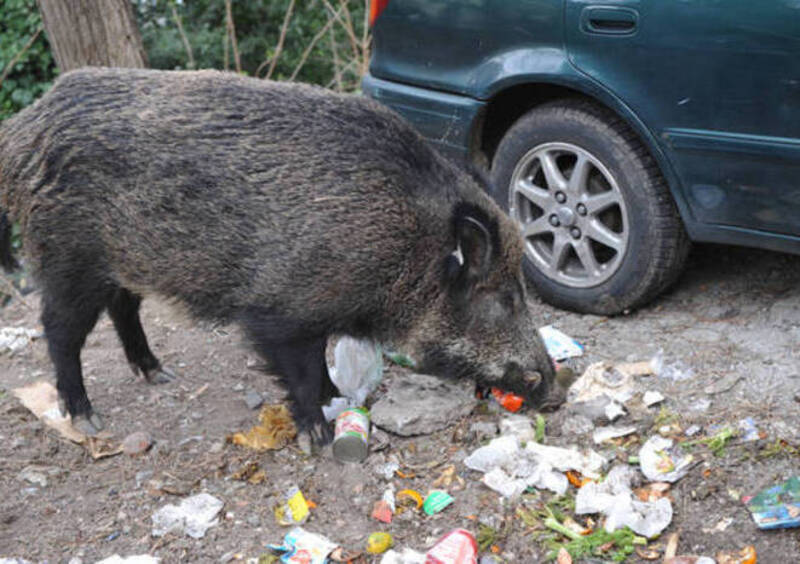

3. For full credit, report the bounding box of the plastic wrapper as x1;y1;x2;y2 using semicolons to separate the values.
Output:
639;436;693;483
745;476;800;529
151;493;223;539
538;325;584;361
576;465;673;538
268;527;338;564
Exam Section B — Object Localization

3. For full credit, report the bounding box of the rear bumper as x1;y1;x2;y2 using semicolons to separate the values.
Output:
362;73;485;163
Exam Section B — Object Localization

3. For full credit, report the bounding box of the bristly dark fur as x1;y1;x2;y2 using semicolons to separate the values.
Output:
0;211;18;273
0;68;556;445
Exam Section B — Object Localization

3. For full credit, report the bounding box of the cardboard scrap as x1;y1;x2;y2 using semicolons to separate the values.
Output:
13;380;122;459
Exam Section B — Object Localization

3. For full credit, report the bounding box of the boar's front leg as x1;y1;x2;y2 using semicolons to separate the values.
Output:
241;310;339;446
262;336;337;446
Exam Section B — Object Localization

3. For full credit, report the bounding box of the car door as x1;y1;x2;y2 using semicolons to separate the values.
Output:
565;0;800;238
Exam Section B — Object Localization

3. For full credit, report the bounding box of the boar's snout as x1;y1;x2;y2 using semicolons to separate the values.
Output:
500;359;554;409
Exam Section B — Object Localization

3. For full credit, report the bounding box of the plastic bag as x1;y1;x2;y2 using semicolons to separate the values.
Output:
331;337;383;406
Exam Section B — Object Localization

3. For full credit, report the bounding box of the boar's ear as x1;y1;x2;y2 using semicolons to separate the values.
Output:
445;204;496;286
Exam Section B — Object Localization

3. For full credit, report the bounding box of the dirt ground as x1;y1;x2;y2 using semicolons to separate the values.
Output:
1;243;799;563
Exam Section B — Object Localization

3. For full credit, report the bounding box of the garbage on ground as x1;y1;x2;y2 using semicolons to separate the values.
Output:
333;406;370;462
0;326;40;355
643;391;665;407
274;485;311;526
367;532;394;554
604;401;626;422
433;466;465;491
592;425;637;444
663;557;716;564
633;482;671;503
545;514;645;562
372;489;395;523
94;556;160;564
465;433;605;497
13;380;123;459
151;493;223;539
744;475;800;529
384;349;417;369
228;404;296;451
716;545;757;564
569;362;636;404
425;529;478;564
379;547;425;564
490;388;523;412
371;373;477;436
268;527;338;564
231;460;267;485
684;424;702;437
423;490;454;515
575;465;673;538
738;417;760;442
375;460;400;480
331;337;383;405
539;325;583;361
565;470;592;488
396;489;424;513
651;350;694;381
639;436;693;483
498;415;537;443
702;516;733;534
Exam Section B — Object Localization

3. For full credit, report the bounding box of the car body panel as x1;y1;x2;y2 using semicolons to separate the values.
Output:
366;0;800;253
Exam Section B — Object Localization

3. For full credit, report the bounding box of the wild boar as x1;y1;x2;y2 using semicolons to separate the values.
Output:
0;68;556;445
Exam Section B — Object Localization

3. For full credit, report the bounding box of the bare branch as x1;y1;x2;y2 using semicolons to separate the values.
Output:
329;26;343;91
266;0;297;80
289;4;342;81
321;0;360;62
170;4;195;69
0;26;43;89
225;0;241;73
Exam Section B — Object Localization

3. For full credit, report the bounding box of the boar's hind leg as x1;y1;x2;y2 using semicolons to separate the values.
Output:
42;292;105;436
108;288;174;384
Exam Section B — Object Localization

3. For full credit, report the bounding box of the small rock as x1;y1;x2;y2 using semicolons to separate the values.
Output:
135;470;153;487
17;466;48;488
643;391;665;407
559;414;595;436
233;383;245;392
123;431;153;456
469;421;498;440
371;373;478;436
244;389;263;410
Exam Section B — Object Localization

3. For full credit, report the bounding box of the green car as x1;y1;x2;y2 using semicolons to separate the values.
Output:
363;0;800;315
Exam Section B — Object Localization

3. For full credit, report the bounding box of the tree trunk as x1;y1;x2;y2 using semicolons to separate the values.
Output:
36;0;147;72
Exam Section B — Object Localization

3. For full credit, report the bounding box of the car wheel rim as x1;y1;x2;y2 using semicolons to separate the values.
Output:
508;142;629;288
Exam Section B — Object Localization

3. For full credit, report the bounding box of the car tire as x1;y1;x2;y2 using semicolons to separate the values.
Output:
490;98;690;315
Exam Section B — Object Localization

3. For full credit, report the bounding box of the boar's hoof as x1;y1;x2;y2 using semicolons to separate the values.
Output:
295;410;334;452
57;395;68;418
144;366;176;385
296;431;313;456
72;411;105;436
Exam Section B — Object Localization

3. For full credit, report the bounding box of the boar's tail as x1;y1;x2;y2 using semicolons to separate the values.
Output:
0;210;19;273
